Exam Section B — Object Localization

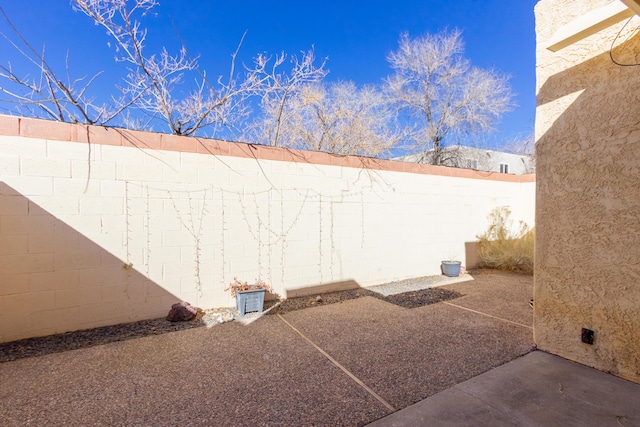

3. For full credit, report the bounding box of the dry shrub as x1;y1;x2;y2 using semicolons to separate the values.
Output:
477;207;534;274
225;277;272;298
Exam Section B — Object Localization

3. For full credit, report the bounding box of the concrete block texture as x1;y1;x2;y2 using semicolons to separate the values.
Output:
0;273;29;296
0;117;534;342
534;0;640;382
0;155;19;176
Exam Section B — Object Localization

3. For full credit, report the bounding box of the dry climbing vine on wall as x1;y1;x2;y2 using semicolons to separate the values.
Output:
267;190;273;285
237;190;264;274
125;181;131;268
317;195;333;283
220;190;227;293
318;195;324;284
288;188;369;285
276;190;310;285
121;179;369;300
168;188;210;298
361;192;366;249
280;195;285;285
123;181;148;299
124;181;133;294
233;188;312;287
144;185;151;279
330;200;336;279
125;181;217;302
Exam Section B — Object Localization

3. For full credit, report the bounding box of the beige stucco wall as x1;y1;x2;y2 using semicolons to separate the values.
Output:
535;0;640;382
0;116;535;343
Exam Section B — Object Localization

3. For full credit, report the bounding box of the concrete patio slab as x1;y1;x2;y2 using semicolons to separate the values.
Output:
443;270;533;327
10;271;627;427
280;295;533;410
0;315;388;426
366;350;640;427
0;271;534;426
365;273;474;296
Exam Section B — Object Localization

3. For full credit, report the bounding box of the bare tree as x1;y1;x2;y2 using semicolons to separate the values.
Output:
0;7;132;125
503;132;535;156
72;0;270;137
243;48;328;147
499;131;535;173
1;1;326;139
251;80;402;157
386;30;513;165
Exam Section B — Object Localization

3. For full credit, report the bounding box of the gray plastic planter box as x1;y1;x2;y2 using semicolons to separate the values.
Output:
236;288;266;316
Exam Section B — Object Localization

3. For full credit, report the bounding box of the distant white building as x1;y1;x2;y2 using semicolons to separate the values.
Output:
394;145;535;175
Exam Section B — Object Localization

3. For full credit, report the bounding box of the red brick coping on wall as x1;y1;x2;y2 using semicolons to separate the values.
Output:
0;115;535;183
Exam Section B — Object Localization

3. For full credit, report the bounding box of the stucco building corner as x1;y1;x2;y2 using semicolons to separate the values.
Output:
534;0;640;383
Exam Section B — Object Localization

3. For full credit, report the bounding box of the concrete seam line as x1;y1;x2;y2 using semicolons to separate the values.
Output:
276;314;396;412
442;302;533;330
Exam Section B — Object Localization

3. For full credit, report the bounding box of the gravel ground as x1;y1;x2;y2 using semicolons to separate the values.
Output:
0;279;461;364
0;270;535;427
265;286;461;314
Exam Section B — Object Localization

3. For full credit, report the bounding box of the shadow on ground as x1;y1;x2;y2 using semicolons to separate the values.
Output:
0;270;534;426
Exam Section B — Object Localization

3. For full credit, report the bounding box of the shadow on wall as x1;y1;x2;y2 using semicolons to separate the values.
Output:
534;34;640;381
0;182;181;343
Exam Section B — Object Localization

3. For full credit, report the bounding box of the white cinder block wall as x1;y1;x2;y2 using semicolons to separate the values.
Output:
0;116;535;342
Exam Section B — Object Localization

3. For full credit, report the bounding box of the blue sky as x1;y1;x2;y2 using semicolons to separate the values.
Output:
0;0;538;149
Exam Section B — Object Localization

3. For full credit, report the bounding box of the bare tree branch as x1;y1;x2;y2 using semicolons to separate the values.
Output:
0;6;136;125
242;48;328;146
252;80;403;157
386;30;514;165
2;1;325;139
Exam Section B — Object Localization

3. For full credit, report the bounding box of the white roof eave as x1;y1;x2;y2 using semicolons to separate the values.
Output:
546;0;640;52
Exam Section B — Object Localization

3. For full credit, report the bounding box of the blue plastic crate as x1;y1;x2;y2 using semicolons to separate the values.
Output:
236;288;266;315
